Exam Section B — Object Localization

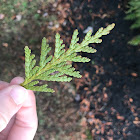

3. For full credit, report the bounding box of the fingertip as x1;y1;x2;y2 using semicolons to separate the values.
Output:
10;85;28;105
0;81;9;90
10;77;24;85
0;85;29;132
22;90;36;107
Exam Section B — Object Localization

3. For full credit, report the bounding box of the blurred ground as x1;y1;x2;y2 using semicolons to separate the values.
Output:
0;0;140;140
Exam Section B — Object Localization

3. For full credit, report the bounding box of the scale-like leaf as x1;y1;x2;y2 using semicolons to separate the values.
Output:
40;37;52;67
21;23;115;92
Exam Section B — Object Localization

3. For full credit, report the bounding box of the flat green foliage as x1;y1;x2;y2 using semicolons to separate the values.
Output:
21;23;115;92
125;0;140;46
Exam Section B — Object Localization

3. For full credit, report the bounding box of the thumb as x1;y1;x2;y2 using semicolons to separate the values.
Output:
0;85;28;132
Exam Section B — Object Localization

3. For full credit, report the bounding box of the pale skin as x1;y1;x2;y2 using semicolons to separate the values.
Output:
0;77;38;140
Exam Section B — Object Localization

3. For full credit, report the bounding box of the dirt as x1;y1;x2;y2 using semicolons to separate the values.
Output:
0;0;140;140
57;0;140;139
56;0;140;139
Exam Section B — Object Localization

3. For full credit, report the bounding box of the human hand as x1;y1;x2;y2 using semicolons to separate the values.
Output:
0;77;38;140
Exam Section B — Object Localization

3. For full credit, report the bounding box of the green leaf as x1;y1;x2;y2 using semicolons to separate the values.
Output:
54;33;65;58
125;0;140;46
70;29;79;49
21;23;115;92
57;64;82;78
28;85;54;93
39;37;52;68
71;56;90;62
128;35;140;46
24;81;39;89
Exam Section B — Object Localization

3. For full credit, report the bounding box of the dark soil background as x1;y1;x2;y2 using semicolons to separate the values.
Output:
0;0;140;140
57;0;140;139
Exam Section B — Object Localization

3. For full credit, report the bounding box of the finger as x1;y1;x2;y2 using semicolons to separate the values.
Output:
10;77;24;85
0;81;9;90
0;115;16;140
7;90;38;140
0;85;28;132
0;76;24;90
0;77;26;138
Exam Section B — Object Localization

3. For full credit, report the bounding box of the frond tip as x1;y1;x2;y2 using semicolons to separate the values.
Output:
21;23;115;92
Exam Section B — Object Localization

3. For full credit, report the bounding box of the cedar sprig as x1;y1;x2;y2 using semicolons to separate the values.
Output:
20;23;115;92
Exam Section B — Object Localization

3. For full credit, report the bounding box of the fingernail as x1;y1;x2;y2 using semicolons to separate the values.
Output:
10;86;28;105
0;113;8;132
0;119;7;132
10;77;24;85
